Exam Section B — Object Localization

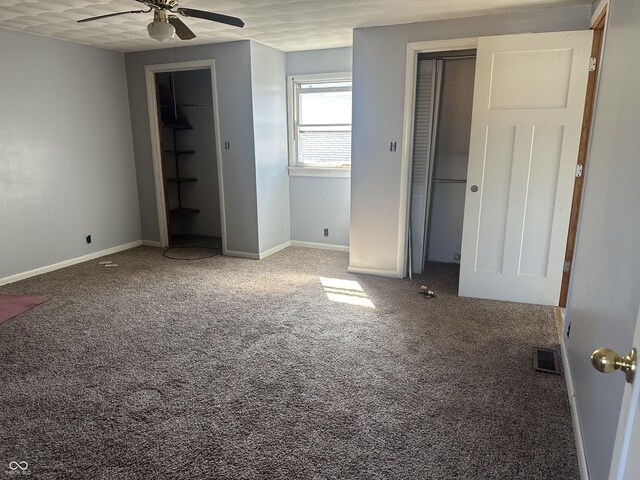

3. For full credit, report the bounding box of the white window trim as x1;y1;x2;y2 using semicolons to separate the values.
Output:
287;72;352;178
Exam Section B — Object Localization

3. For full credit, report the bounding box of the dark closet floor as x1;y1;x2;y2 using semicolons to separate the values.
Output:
171;234;221;249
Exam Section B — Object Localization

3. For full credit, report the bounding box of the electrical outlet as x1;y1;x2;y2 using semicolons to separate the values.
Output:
85;235;92;244
323;228;329;237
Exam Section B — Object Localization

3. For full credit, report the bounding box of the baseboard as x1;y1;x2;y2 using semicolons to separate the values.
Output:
561;338;590;480
259;241;291;259
291;240;349;252
0;240;143;287
141;240;163;248
228;241;349;260
225;250;260;260
347;265;400;278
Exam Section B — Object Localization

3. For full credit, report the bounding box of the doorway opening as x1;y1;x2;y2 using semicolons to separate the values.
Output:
145;60;226;251
408;50;476;281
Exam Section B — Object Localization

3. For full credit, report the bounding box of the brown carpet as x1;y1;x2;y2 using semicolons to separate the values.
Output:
0;246;578;479
0;295;49;324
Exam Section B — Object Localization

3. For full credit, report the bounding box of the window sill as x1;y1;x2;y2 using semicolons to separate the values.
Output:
288;167;351;178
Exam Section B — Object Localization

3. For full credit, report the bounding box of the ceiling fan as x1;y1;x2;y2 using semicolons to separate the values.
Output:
77;0;244;42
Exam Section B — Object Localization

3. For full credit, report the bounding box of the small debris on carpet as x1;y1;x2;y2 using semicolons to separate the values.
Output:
419;285;436;298
98;261;118;268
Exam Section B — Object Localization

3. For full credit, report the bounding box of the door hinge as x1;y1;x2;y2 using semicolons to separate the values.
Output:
589;57;597;72
576;164;583;178
563;260;571;273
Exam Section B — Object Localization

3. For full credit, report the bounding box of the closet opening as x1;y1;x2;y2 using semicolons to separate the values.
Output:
408;50;476;280
145;60;225;251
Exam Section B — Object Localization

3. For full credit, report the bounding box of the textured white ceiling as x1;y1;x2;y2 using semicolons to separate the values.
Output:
0;0;588;52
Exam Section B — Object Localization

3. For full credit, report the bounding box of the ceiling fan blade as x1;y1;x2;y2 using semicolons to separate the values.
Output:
176;8;244;28
168;16;196;40
77;10;148;23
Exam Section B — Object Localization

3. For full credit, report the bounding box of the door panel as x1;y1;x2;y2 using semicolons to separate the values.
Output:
489;49;574;110
459;30;593;305
475;125;515;274
519;126;564;277
409;59;437;274
608;307;640;480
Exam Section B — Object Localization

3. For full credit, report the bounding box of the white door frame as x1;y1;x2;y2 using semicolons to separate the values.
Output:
397;37;478;278
144;59;227;252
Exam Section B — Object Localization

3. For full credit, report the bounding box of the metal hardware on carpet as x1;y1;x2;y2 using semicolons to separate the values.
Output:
419;286;435;298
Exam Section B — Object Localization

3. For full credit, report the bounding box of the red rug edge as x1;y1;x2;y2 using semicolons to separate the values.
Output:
0;295;51;324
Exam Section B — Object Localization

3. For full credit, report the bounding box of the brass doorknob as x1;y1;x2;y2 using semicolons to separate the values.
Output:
591;347;637;384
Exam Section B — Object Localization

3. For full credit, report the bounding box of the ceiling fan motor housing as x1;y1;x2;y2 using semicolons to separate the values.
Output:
147;0;179;9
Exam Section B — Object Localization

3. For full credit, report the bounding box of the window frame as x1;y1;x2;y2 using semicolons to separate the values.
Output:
287;72;352;178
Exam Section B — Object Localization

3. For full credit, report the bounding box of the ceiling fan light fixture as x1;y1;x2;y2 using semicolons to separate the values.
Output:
147;20;176;42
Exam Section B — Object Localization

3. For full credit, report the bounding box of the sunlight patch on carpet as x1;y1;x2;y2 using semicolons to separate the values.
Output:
320;277;374;308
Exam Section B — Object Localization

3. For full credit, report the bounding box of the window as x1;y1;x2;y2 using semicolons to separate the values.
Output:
288;73;352;175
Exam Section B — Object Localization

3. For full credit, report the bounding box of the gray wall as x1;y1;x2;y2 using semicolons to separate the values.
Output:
286;47;352;247
592;0;605;14
286;47;352;75
566;1;640;478
250;42;291;254
124;41;260;254
0;28;140;280
349;5;592;274
290;179;351;246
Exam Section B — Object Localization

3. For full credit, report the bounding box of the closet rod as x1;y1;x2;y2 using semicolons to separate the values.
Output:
440;55;475;60
432;179;467;183
421;55;476;61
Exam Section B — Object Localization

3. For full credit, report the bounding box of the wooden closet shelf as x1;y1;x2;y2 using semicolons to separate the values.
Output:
166;177;197;183
161;103;213;107
164;150;196;155
162;123;193;130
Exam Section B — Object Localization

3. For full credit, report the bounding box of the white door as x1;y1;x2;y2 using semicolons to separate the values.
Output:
608;307;640;480
459;30;593;305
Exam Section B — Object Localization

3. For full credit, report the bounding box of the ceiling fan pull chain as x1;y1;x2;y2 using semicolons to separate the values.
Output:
170;48;178;120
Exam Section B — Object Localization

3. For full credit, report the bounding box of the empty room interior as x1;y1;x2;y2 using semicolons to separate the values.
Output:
1;0;639;478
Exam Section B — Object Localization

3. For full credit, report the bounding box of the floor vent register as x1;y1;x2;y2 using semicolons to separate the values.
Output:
533;348;561;375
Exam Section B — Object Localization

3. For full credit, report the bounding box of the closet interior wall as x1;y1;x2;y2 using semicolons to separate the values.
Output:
157;69;221;244
427;56;475;264
410;52;476;274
